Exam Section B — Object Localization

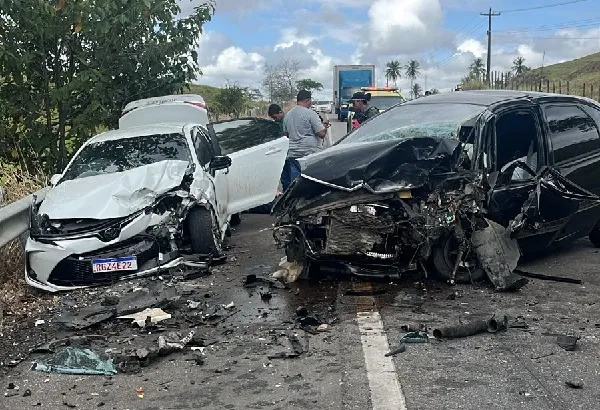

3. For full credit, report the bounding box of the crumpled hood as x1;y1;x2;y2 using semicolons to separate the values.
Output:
39;160;190;220
299;137;461;190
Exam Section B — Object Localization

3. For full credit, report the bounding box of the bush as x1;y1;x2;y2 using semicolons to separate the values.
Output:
0;165;47;312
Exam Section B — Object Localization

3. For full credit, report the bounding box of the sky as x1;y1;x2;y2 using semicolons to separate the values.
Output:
180;0;600;99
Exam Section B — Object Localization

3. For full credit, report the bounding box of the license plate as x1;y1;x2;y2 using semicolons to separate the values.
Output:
92;256;138;273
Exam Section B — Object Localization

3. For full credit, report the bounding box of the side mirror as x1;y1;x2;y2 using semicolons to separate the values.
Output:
209;155;232;171
50;174;61;185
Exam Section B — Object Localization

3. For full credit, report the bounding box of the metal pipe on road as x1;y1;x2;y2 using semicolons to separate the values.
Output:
0;188;48;248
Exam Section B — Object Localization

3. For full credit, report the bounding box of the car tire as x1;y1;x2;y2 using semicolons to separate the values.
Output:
186;207;222;256
230;213;242;226
431;235;486;284
589;222;600;247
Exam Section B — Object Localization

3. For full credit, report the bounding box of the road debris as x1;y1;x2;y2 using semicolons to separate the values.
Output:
557;333;579;351
243;273;286;289
565;379;584;389
272;257;303;283
384;344;406;357
31;347;117;375
433;314;508;339
118;308;172;327
514;269;583;284
400;331;429;343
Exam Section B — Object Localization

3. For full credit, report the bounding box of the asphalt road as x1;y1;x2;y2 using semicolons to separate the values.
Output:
2;114;600;410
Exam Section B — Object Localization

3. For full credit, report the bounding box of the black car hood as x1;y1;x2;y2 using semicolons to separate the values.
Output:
298;136;462;191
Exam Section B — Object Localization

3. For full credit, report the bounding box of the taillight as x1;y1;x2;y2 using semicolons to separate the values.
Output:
184;101;207;109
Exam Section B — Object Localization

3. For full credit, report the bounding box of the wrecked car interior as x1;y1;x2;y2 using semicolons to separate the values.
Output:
273;92;600;291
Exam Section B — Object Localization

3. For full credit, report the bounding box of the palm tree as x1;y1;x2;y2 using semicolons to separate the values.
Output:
469;58;486;80
385;60;401;87
411;83;423;98
512;56;529;76
405;60;420;98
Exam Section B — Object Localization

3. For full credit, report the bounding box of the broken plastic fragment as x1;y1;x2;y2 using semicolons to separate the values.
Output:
272;256;303;283
117;308;171;327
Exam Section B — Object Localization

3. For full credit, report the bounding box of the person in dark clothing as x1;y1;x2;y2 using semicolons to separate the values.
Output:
350;91;379;124
268;104;285;136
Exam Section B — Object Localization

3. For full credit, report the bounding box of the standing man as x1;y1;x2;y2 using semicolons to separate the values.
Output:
268;103;285;136
350;91;379;125
281;90;327;191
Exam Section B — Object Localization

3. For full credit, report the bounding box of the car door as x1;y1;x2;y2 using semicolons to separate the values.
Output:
190;126;230;228
536;101;600;244
482;105;557;253
207;117;288;216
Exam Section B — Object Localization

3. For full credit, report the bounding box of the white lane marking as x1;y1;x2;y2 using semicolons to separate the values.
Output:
357;310;407;410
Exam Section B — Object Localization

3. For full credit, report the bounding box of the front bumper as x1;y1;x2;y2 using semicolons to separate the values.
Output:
25;212;179;292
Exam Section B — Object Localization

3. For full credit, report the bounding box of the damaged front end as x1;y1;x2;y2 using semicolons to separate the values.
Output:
273;137;527;290
26;160;211;292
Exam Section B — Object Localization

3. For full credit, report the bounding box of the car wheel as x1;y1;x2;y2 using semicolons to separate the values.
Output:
230;213;242;226
589;222;600;247
432;234;485;284
186;207;222;256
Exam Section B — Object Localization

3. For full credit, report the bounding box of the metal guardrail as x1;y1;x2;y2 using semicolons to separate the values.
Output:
0;188;49;248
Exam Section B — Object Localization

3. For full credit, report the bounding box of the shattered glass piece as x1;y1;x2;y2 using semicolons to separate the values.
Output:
32;347;117;375
471;219;528;291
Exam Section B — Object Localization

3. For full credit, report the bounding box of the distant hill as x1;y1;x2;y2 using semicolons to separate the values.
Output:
519;52;600;98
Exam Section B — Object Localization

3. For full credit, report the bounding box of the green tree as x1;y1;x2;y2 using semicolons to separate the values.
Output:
296;78;324;92
411;83;423;98
385;60;401;87
512;56;530;76
405;60;420;98
429;88;440;94
216;82;251;119
0;0;214;173
469;58;486;80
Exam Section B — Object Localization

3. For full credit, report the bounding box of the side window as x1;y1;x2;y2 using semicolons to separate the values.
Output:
210;119;264;155
191;127;215;167
542;104;600;163
258;119;283;143
580;104;600;130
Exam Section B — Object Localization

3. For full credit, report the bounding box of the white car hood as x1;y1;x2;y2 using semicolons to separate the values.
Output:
39;160;190;220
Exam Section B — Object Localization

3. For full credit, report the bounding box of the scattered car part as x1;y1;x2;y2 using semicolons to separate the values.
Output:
31;347;117;376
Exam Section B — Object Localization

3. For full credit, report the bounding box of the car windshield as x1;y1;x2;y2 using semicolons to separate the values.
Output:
61;133;191;181
340;103;485;144
369;96;404;110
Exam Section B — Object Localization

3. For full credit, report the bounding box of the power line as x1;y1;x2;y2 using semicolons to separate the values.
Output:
496;18;600;33
497;0;589;13
495;35;600;39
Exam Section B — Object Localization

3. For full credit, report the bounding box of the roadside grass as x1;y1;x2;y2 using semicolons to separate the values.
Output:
0;167;48;314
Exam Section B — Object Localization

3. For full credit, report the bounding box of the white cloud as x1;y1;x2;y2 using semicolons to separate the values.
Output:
457;39;486;58
366;0;446;55
198;46;265;86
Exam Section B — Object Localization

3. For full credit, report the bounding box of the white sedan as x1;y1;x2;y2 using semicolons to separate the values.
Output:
26;119;288;292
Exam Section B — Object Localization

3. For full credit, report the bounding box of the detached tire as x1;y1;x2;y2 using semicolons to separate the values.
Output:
186;207;222;256
432;235;485;284
589;222;600;247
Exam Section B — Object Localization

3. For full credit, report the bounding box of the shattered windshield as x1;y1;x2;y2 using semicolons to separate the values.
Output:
61;133;191;182
341;103;485;144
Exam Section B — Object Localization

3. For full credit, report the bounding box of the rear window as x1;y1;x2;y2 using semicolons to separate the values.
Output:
340;103;485;144
62;133;191;181
543;104;600;163
369;96;404;110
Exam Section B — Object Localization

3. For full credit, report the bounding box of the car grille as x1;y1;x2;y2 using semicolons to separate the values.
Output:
46;236;159;287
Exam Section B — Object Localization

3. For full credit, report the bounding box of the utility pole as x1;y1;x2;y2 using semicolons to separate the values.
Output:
481;7;500;85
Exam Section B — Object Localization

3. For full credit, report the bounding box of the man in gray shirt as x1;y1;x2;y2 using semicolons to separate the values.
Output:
281;90;328;190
